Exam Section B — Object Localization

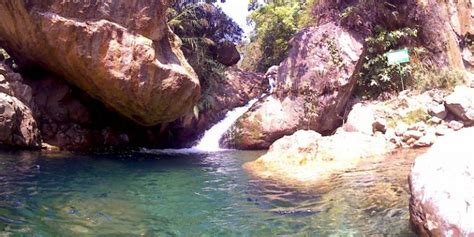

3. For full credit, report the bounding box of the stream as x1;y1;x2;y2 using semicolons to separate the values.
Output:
0;149;421;236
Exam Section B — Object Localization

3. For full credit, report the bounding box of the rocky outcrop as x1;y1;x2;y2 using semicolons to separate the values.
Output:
160;68;267;147
222;22;364;149
339;89;474;149
0;93;41;148
409;127;474;236
244;130;394;183
0;0;200;126
445;86;474;126
0;60;41;148
214;41;241;66
315;0;473;71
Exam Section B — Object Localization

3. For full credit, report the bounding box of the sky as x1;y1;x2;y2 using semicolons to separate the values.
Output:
216;1;253;37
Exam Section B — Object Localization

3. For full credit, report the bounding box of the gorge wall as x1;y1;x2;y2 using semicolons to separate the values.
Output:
0;0;200;127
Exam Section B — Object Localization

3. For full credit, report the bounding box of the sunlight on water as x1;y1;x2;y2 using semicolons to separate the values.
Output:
0;149;422;235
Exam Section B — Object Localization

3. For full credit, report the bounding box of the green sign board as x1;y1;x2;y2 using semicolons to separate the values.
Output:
386;48;410;65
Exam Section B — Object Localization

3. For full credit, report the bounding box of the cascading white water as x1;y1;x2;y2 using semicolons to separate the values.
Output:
142;97;260;155
268;76;277;94
193;98;259;152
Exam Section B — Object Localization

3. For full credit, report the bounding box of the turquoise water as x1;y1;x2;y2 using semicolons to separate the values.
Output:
0;150;417;236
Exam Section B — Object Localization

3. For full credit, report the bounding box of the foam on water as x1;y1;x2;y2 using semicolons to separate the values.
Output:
143;97;260;155
193;97;259;152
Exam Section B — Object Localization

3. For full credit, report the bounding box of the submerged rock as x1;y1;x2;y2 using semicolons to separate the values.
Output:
244;130;394;183
223;22;364;149
0;0;200;126
409;127;474;236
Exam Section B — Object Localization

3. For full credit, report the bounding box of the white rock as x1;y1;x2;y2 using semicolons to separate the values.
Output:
413;133;436;148
409;128;474;236
445;86;474;125
395;123;409;137
344;103;375;135
402;130;424;141
448;120;464;131
428;103;448;120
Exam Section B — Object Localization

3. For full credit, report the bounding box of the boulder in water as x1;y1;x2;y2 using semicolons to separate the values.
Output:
222;22;364;149
409;127;474;236
244;130;395;183
0;0;200;126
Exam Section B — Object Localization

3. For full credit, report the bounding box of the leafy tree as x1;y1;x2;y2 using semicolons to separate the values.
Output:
246;0;316;72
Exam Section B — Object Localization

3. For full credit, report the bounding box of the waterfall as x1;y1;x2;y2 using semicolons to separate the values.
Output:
193;98;259;152
268;76;277;94
143;74;276;155
142;97;259;154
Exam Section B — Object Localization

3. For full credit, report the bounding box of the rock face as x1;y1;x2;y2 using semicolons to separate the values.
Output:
222;22;364;149
315;0;473;72
160;69;267;147
409;127;474;236
0;0;200;126
244;130;394;183
0;61;41;148
0;93;41;148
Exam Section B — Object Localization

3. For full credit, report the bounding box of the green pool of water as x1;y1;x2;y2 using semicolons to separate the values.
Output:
0;149;418;236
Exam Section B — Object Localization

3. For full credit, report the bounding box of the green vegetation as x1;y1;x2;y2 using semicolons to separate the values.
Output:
354;23;466;98
355;26;419;98
411;65;467;92
244;0;317;72
386;108;430;128
168;2;243;113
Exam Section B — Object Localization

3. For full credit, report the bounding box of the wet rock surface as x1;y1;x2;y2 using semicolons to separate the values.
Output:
160;68;268;148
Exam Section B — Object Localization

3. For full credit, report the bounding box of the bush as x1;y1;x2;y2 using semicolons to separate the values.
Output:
411;65;467;92
354;26;419;99
168;2;243;113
